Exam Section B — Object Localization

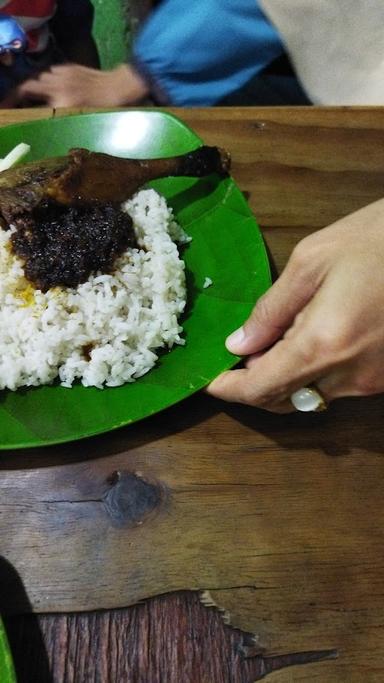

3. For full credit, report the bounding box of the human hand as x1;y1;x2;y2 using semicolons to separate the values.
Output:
207;198;384;412
16;63;149;108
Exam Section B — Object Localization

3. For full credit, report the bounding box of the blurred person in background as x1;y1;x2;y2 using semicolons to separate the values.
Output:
16;0;310;107
0;0;99;107
15;0;384;107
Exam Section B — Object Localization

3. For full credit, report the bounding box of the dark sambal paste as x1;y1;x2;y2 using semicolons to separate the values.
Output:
10;200;138;291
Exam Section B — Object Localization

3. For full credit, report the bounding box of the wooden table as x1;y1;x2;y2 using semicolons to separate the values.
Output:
1;107;384;682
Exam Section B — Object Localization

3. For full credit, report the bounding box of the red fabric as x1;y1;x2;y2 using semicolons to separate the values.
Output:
0;1;55;18
0;0;56;51
25;26;43;51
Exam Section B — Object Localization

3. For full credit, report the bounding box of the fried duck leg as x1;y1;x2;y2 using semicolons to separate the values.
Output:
0;146;231;225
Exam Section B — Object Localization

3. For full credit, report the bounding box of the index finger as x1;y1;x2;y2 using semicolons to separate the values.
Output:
206;332;319;408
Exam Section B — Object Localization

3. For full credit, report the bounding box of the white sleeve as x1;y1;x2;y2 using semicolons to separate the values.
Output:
259;0;384;104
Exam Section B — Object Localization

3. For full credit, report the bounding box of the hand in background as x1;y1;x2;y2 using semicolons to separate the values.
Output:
16;63;149;108
207;198;384;412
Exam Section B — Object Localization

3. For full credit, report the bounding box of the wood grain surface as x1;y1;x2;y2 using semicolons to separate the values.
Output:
1;107;384;682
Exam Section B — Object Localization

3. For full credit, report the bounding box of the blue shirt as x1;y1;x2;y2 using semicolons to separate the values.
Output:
133;0;284;106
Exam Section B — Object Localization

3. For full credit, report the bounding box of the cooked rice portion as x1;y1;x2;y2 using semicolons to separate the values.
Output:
0;189;188;390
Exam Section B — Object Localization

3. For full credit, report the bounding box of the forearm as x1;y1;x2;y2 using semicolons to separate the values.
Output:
109;64;150;105
17;62;151;108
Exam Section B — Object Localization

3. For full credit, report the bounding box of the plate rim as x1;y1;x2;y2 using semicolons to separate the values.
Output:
0;110;271;450
0;617;16;683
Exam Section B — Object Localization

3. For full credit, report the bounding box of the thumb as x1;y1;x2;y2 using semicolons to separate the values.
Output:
226;249;324;355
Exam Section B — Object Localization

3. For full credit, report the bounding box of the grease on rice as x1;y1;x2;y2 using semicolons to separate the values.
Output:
0;189;189;390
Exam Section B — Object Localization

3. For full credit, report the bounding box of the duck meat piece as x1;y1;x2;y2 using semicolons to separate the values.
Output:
0;145;231;226
1;145;230;291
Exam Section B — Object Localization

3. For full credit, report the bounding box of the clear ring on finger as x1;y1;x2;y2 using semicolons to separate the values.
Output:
290;385;328;412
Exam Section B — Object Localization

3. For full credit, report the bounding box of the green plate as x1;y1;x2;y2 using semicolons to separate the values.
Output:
0;110;271;449
0;618;15;683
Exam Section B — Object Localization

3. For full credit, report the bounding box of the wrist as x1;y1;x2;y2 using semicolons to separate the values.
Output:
112;64;150;105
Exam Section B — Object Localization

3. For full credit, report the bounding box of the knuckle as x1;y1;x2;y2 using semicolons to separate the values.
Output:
240;379;285;408
251;293;273;326
289;236;316;271
305;322;353;363
289;240;308;268
289;330;320;367
285;240;320;291
250;293;284;337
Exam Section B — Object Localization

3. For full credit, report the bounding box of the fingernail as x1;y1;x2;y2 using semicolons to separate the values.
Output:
225;326;245;352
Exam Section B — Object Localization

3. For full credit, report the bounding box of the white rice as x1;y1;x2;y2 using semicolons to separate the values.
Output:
0;189;189;390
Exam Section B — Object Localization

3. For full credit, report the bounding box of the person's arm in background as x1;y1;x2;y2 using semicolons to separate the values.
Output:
16;0;284;108
16;0;149;106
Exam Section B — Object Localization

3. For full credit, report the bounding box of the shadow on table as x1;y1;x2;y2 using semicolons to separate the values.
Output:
1;389;383;471
0;392;220;470
0;557;51;683
220;393;384;458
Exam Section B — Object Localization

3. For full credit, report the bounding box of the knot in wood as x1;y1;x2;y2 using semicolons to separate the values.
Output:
103;471;162;527
251;121;266;130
